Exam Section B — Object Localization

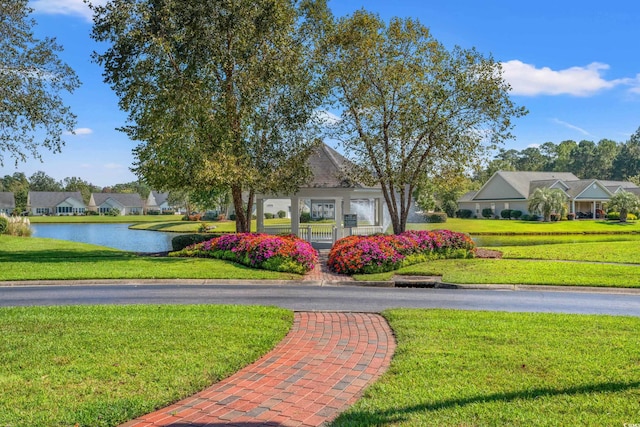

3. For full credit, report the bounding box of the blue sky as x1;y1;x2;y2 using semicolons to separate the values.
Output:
5;0;640;187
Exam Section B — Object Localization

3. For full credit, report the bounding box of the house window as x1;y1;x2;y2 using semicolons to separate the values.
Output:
504;202;509;210
475;203;480;215
57;206;72;214
490;203;496;213
36;208;49;215
311;201;335;220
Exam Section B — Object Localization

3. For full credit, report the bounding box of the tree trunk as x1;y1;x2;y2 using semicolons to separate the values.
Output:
231;184;249;233
620;208;628;223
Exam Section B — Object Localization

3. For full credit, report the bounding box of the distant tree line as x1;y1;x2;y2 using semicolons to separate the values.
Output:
475;127;640;184
0;171;150;213
415;127;640;217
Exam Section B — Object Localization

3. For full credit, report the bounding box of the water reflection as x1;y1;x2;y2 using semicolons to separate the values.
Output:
31;223;178;253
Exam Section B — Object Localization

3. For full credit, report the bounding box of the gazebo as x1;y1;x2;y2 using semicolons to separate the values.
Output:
255;144;387;247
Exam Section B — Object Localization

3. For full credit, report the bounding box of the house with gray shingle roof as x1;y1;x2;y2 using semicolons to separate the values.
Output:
89;193;144;215
255;143;386;245
27;192;86;216
458;171;640;218
0;192;15;215
146;191;173;213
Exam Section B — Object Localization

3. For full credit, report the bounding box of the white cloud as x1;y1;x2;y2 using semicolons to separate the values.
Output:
30;0;107;22
64;127;93;136
104;163;125;170
527;143;540;148
501;60;626;97
551;118;593;136
314;110;342;126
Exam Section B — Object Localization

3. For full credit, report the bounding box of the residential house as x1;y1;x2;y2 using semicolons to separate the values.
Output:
89;193;144;215
146;191;173;214
27;192;86;216
458;171;640;218
0;192;15;215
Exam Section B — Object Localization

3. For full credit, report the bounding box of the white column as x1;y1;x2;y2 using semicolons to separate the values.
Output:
291;196;300;237
344;193;352;215
335;197;343;227
592;201;596;219
256;198;264;232
377;197;385;228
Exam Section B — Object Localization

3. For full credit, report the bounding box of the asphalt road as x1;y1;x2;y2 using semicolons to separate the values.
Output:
1;283;639;316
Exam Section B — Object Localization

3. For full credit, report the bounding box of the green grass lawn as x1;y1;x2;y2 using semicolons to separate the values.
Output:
0;305;293;427
331;309;640;427
4;307;637;427
0;236;299;281
411;217;640;234
355;233;640;287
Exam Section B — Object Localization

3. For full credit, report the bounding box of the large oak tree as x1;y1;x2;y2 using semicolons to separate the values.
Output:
0;0;80;166
324;11;526;234
90;0;329;232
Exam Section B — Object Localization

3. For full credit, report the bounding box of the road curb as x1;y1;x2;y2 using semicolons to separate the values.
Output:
2;278;640;295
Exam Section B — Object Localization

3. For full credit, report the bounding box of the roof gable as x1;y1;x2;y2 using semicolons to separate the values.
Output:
473;171;580;201
28;192;84;207
566;180;612;199
305;144;376;189
91;193;143;207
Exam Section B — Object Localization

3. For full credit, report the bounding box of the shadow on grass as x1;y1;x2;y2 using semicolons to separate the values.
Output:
331;380;640;425
0;248;134;262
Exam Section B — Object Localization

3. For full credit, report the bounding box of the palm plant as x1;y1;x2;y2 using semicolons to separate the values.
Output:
607;190;640;223
528;187;568;222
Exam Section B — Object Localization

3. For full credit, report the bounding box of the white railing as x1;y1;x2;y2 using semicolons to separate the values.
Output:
263;224;385;244
263;226;292;237
347;225;384;236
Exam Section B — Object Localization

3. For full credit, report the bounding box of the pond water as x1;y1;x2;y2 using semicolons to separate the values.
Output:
31;223;178;253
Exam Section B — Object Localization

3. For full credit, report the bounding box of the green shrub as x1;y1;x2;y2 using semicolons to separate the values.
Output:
424;212;447;223
277;210;287;219
0;215;7;234
171;234;217;251
300;212;311;223
500;209;512;219
147;209;161;215
481;208;493;219
456;209;473;219
607;212;638;221
264;212;274;219
550;213;560;221
567;212;575;220
511;210;522;219
108;207;120;216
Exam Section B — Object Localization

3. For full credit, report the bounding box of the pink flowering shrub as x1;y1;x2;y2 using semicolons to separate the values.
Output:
328;230;475;275
170;233;318;274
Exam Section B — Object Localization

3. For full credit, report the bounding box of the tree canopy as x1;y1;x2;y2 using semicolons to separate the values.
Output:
607;190;640;223
90;0;330;232
324;11;526;234
0;0;80;166
528;187;567;222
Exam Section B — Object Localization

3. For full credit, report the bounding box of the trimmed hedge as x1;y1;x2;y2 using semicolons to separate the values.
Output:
424;212;447;223
457;209;473;219
171;233;218;251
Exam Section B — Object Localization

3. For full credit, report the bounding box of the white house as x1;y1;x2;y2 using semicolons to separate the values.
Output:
27;192;86;216
0;192;15;215
146;191;172;213
89;193;144;215
458;171;640;218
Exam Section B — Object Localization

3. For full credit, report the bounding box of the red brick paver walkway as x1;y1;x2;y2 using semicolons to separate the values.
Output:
120;312;395;427
304;250;353;282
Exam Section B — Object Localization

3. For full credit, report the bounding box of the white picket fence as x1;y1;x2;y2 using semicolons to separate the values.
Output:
263;224;384;244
